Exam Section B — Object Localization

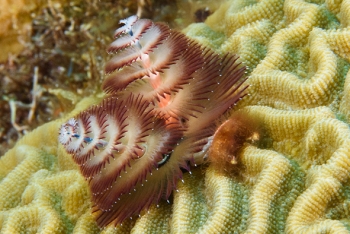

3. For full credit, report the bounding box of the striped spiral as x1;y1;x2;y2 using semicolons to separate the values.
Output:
59;15;247;227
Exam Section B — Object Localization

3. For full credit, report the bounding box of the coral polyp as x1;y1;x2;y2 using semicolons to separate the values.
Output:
58;15;248;227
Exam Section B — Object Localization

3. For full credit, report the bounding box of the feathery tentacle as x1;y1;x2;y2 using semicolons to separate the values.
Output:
58;15;248;227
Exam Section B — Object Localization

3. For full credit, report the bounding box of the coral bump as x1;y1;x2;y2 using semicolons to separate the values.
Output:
58;15;248;227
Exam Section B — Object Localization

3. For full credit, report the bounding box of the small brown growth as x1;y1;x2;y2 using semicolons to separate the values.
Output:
208;112;260;171
195;7;211;22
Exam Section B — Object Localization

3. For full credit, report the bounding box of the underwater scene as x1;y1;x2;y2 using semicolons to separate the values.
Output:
1;0;350;233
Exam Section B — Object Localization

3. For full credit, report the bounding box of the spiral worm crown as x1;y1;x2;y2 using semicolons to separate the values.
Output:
59;15;248;227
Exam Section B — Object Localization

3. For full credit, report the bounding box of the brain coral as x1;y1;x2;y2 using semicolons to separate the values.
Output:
1;0;350;233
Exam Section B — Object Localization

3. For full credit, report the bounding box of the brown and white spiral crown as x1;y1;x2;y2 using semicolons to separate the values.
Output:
59;15;248;227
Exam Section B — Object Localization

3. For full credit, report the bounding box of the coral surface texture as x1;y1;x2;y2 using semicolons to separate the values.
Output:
1;0;350;233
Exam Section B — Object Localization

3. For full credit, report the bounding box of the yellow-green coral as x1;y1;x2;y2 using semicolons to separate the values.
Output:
2;0;350;233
